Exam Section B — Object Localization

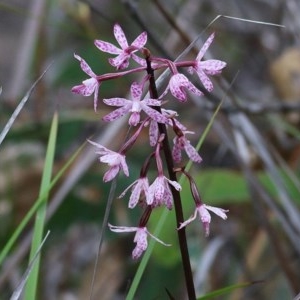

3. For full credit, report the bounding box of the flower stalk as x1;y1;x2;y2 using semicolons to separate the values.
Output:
144;51;197;299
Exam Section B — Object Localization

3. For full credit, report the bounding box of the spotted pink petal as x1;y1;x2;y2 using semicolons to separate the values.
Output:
132;53;147;66
94;40;122;54
172;139;182;163
127;178;149;208
131;31;147;49
200;60;227;74
169;74;203;102
196;32;215;61
142;105;168;124
128;112;140;126
132;228;148;259
103;97;129;106
114;23;129;49
120;156;129;177
102;104;132;122
184;142;202;163
131;82;142;100
74;54;96;78
103;165;120;182
109;54;130;69
149;120;159;146
194;69;213;91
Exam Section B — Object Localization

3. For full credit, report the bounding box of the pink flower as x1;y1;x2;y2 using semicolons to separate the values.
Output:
88;140;129;182
119;177;150;208
148;109;187;147
163;73;203;102
94;23;147;70
188;33;226;92
147;175;181;210
108;224;170;259
71;54;100;112
102;82;168;126
178;203;228;236
172;131;202;163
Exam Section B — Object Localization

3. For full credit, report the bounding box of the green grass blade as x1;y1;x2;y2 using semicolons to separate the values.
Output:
126;102;223;299
197;281;262;299
23;112;58;300
10;231;50;300
0;138;86;266
0;68;49;146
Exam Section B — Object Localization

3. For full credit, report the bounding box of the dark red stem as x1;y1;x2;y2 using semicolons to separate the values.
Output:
144;50;196;300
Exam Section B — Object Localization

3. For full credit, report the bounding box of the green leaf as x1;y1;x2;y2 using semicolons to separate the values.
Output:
23;112;58;300
197;281;262;299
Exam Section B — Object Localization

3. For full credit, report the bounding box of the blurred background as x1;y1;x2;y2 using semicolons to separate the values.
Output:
1;0;300;299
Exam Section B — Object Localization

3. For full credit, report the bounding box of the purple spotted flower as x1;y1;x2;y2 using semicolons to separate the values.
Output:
147;138;182;209
94;23;147;70
148;109;187;147
71;54;100;111
119;177;150;208
162;73;203;102
108;224;170;259
147;175;181;210
88;140;129;182
172;131;202;163
188;33;226;92
102;82;168;126
178;203;228;236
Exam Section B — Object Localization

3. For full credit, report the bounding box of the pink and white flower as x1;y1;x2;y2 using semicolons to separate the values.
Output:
102;82;168;126
162;73;203;102
188;33;226;92
148;109;187;147
147;175;181;210
178;203;228;236
172;131;202;163
94;23;147;70
71;54;100;111
88;140;129;182
119;177;150;208
108;224;170;259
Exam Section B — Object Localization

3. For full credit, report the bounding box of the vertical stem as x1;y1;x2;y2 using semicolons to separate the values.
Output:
145;54;196;300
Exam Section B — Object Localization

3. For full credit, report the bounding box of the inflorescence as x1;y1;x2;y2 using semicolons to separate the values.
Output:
72;23;228;259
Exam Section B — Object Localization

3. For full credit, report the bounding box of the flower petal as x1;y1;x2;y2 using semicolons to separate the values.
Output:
184;142;202;163
131;31;147;49
200;60;227;74
103;97;129;106
178;209;198;230
114;23;129;49
108;224;139;233
149;120;159;146
205;205;228;220
130;82;142;100
142;105;168;124
94;40;122;54
102;104;131;122
74;54;96;77
103;165;120;182
196;32;215;61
